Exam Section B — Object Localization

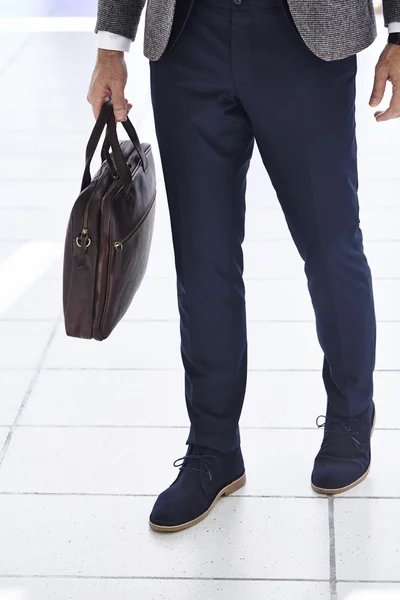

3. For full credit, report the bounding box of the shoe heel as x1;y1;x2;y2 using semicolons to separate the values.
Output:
222;473;246;497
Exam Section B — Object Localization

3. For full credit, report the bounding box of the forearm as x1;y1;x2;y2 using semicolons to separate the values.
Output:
383;0;400;26
95;0;146;41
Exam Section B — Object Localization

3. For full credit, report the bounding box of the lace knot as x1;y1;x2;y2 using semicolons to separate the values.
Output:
316;415;361;446
173;454;219;481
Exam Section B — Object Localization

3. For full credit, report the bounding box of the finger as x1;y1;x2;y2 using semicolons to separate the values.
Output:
87;90;110;120
375;87;400;121
369;68;388;107
125;99;133;114
375;106;400;121
111;85;127;122
91;97;107;120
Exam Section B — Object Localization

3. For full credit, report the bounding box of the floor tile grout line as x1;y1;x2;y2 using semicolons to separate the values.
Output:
6;424;400;432
328;497;337;600
0;574;330;582
5;318;400;324
3;238;400;244
0;204;400;210
0;318;60;469
0;492;327;499
1;274;400;282
0;364;400;374
0;424;327;431
2;574;399;584
338;579;400;584
0;492;397;500
2;366;399;372
2;573;396;583
2;367;400;373
333;496;400;501
3;241;400;249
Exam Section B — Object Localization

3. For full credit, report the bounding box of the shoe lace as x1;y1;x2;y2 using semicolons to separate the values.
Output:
316;415;362;447
173;454;219;482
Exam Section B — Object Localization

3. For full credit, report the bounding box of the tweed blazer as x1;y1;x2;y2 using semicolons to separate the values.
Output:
96;0;400;61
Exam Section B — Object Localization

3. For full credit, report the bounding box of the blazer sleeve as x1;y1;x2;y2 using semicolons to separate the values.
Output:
383;0;400;26
95;0;147;41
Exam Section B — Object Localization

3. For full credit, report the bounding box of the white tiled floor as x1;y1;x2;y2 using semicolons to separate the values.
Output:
0;495;329;579
0;13;399;600
0;579;332;600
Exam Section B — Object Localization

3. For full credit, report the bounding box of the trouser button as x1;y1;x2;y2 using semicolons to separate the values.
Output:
233;0;242;5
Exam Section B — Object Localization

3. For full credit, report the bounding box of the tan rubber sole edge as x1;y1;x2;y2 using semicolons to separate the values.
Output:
312;463;372;495
312;410;376;496
149;472;247;533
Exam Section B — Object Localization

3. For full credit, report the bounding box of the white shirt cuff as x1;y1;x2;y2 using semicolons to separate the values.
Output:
388;22;400;33
97;31;132;52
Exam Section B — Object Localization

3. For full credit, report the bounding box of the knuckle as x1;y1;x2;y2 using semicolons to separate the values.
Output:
112;95;125;107
112;81;125;92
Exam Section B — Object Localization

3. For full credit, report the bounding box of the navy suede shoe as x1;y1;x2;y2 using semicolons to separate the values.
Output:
312;401;376;495
149;444;246;532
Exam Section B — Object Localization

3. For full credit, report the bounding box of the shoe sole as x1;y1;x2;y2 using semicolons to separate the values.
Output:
149;472;247;533
311;410;376;496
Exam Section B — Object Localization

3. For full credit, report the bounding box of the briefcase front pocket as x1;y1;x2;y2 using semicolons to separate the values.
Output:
93;189;157;341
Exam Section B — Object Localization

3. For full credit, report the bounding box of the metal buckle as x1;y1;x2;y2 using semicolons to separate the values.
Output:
76;236;91;249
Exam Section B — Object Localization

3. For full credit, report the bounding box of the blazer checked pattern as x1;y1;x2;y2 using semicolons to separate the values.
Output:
96;0;400;61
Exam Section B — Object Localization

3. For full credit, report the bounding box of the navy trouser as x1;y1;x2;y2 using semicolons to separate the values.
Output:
150;0;376;453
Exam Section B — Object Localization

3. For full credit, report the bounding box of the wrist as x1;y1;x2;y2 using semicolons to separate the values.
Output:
98;49;123;57
97;48;124;63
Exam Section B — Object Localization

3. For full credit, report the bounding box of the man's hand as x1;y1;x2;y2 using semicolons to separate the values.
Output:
87;49;132;121
370;43;400;121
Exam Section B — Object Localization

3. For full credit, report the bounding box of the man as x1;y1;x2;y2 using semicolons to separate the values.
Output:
88;0;400;533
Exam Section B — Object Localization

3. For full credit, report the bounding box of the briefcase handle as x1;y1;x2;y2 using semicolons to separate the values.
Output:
81;100;147;193
81;101;113;190
103;114;148;172
101;110;149;194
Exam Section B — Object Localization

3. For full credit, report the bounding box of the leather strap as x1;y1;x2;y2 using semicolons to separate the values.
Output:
101;117;149;173
101;134;118;180
81;100;148;194
81;100;114;191
105;113;133;194
121;118;148;172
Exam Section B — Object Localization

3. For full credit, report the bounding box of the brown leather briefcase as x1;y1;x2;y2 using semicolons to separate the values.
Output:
63;101;156;341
